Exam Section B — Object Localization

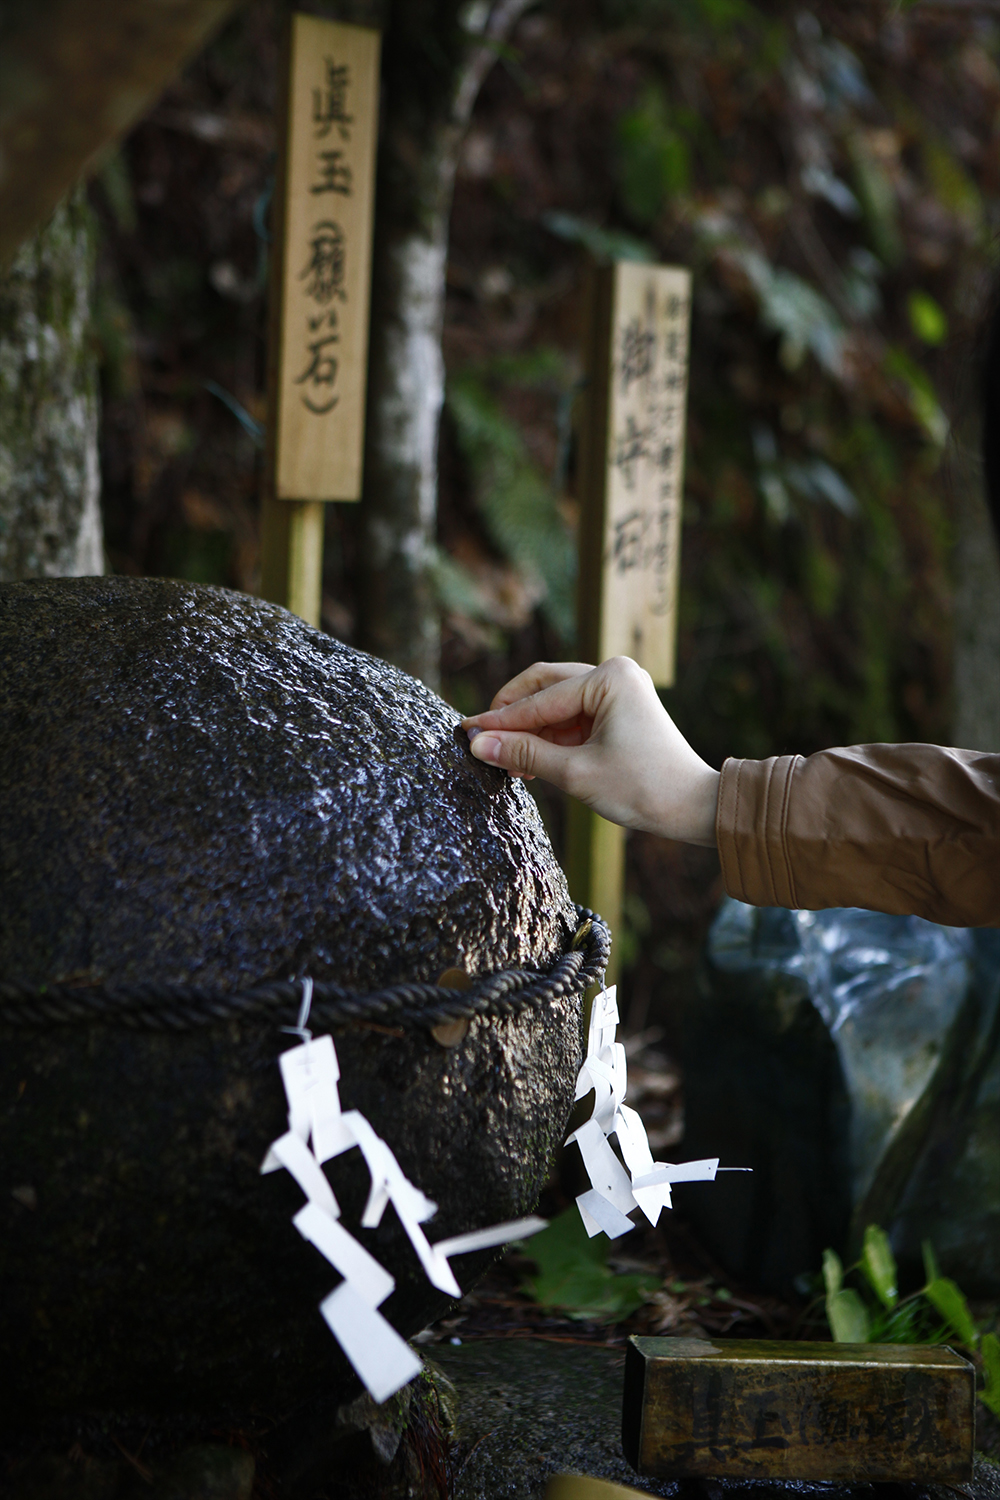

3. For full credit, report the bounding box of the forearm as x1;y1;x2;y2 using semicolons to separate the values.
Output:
716;744;1000;927
463;661;1000;928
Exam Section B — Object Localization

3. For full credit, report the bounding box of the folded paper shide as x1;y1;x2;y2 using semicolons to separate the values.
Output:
568;985;747;1239
260;979;742;1402
260;986;545;1402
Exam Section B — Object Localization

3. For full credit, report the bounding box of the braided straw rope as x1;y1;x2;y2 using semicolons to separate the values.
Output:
0;907;610;1033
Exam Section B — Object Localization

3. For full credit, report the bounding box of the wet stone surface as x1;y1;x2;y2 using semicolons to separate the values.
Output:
0;579;581;1422
434;1340;1000;1500
0;576;575;989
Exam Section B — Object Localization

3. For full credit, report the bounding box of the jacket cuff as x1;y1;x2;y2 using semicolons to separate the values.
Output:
717;755;802;908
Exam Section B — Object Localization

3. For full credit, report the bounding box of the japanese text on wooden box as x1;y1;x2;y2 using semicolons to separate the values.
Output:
598;263;691;686
274;15;379;502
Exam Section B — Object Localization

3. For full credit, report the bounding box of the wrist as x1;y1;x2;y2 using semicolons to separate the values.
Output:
684;765;720;847
639;761;719;845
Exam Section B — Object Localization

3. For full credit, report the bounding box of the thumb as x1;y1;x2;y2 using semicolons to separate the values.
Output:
468;727;577;789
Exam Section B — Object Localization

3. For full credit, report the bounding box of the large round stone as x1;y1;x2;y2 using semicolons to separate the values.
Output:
0;578;582;1424
0;576;574;989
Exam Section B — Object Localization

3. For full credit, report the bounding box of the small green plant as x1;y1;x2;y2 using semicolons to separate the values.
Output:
518;1207;659;1323
822;1225;1000;1416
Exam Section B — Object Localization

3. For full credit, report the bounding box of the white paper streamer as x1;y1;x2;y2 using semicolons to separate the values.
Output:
576;1188;635;1239
260;1128;340;1218
320;1282;423;1405
432;1215;548;1259
260;1027;546;1404
566;1117;637;1220
293;1202;394;1307
279;1031;341;1142
568;985;742;1238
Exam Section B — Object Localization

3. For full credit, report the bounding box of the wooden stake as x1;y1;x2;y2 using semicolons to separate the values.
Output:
288;501;326;627
260;13;380;625
566;799;626;987
545;1475;645;1499
569;261;692;977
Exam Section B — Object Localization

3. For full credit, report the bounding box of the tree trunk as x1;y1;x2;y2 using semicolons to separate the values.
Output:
0;0;241;270
0;187;103;581
358;0;530;686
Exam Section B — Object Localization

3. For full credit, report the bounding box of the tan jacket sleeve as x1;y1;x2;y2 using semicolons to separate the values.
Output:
716;744;1000;927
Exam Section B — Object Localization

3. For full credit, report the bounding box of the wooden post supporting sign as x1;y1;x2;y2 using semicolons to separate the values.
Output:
569;261;691;983
260;13;380;626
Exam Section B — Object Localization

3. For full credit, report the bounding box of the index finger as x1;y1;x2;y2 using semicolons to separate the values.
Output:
485;661;595;713
464;672;596;735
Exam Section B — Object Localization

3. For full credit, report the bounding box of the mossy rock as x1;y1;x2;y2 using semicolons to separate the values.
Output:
0;578;580;1424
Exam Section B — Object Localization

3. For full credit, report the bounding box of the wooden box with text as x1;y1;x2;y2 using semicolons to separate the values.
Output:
622;1336;975;1483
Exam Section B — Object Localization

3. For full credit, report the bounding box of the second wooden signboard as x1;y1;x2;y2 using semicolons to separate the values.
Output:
578;261;692;687
569;259;692;981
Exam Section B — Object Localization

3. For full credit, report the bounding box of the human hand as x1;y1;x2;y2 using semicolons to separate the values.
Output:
461;657;720;846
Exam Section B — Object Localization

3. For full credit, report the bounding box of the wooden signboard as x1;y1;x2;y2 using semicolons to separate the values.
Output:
569;261;692;981
577;261;691;684
274;13;379;502
261;13;380;625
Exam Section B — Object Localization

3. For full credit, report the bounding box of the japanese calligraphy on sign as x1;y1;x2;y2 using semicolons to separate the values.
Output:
273;16;380;501
578;262;691;687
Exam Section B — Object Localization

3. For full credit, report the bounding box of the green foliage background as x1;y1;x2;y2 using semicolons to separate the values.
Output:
90;0;1000;980
93;0;999;767
439;0;998;768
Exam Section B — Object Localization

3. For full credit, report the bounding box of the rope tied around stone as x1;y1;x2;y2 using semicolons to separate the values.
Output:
0;907;611;1034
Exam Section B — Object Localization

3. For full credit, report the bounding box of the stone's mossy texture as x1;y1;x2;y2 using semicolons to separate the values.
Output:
0;576;575;987
0;577;581;1422
434;1341;648;1498
682;902;1000;1297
